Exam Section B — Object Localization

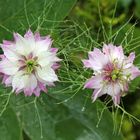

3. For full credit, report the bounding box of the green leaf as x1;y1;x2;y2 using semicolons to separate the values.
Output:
0;108;22;140
0;0;77;40
11;87;123;140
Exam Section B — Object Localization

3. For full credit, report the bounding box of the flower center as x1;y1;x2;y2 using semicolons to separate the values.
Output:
103;63;123;82
111;69;122;81
26;59;37;74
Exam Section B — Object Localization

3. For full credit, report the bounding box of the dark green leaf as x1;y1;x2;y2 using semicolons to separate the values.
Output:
10;87;123;140
0;0;77;40
0;108;22;140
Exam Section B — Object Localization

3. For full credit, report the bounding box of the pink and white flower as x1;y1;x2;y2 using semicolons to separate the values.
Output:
83;44;140;105
0;29;61;96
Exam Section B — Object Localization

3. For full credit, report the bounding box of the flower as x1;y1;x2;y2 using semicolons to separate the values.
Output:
0;29;61;96
83;44;140;105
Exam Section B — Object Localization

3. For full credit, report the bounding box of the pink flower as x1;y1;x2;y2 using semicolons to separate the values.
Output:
83;44;140;105
0;29;61;96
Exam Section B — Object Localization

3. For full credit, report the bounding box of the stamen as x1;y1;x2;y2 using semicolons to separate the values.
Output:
104;63;123;82
26;59;38;74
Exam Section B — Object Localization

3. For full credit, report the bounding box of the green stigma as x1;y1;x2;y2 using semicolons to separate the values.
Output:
26;59;37;74
111;69;122;81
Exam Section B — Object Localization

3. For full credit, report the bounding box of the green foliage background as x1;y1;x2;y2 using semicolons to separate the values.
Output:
0;0;140;140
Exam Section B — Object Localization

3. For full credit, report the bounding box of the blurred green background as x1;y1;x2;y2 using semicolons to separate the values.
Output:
0;0;140;140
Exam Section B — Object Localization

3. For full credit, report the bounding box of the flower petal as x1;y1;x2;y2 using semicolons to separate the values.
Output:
12;71;26;92
3;40;13;45
83;48;109;71
112;95;120;106
14;32;35;56
34;88;41;96
103;44;124;61
24;29;34;39
34;32;41;41
38;82;47;92
12;71;37;96
84;75;103;89
103;83;121;96
123;52;135;69
52;63;60;70
50;48;58;53
128;52;135;63
0;59;19;75
2;75;13;86
38;52;60;67
24;74;37;96
34;36;52;56
131;66;140;79
14;33;27;55
36;66;58;83
92;89;103;102
1;46;20;61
